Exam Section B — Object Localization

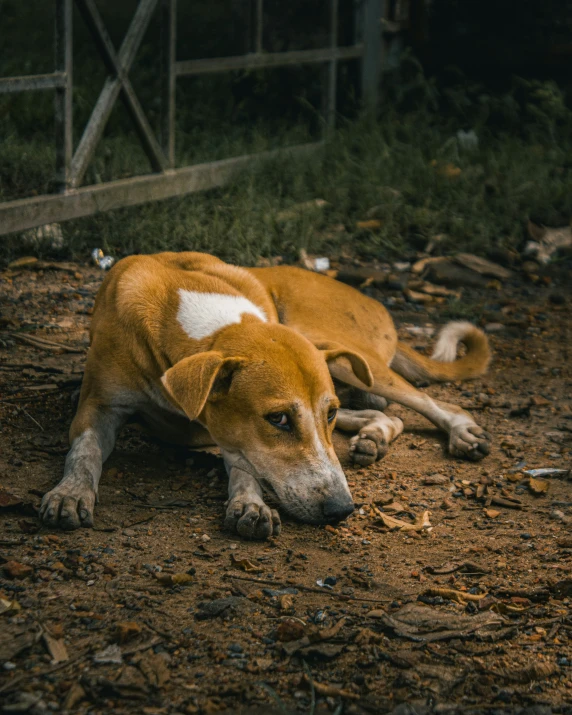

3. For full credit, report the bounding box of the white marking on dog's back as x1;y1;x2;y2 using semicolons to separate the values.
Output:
176;290;267;340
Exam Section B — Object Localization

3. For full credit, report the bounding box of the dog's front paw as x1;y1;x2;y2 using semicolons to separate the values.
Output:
349;416;403;467
449;423;491;461
224;499;281;539
40;485;96;530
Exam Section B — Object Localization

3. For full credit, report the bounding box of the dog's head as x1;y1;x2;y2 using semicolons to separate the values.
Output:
161;319;373;524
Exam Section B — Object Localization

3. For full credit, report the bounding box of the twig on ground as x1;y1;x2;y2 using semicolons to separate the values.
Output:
224;574;392;603
18;407;44;431
10;332;85;354
0;648;91;695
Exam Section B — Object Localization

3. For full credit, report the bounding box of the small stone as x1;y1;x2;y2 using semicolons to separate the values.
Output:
3;561;33;579
423;474;448;485
114;621;142;644
276;619;305;642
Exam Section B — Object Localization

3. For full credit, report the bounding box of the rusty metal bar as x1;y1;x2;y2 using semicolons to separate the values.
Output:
161;0;176;168
0;142;322;236
71;0;166;188
175;45;364;76
0;73;66;93
54;0;73;191
326;0;339;129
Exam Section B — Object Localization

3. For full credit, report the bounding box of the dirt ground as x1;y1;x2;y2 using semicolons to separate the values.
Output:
0;256;571;715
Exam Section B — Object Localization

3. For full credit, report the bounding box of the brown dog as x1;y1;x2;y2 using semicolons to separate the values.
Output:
40;252;491;537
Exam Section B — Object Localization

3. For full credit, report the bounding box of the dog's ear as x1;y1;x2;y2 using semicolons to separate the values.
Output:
315;341;374;388
161;352;246;421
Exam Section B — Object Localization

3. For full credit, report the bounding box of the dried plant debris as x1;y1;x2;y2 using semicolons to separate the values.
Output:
367;603;505;642
375;509;431;532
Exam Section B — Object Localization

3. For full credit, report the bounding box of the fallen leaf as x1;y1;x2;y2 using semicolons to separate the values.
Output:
525;221;572;264
0;598;21;616
375;510;431;532
367;603;504;642
230;553;262;572
134;650;170;688
319;617;347;640
93;644;123;664
279;594;294;611
42;632;69;663
485;509;501;519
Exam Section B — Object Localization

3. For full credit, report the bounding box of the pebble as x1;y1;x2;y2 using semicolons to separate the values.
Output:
228;643;243;653
3;561;33;579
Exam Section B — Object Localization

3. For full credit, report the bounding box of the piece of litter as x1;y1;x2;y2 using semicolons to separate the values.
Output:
524;468;570;479
91;248;115;270
314;257;330;272
316;579;334;590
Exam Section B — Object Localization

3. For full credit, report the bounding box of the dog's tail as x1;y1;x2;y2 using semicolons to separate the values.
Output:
390;321;491;384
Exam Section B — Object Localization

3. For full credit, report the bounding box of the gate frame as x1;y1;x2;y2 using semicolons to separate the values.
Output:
0;0;384;237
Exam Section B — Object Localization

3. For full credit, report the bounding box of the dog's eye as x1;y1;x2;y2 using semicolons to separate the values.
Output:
327;408;338;423
267;412;290;430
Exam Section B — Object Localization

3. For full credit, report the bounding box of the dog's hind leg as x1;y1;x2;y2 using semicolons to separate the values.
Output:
335;409;403;466
40;400;129;530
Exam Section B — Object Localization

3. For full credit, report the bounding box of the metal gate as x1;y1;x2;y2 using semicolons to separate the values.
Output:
0;0;383;237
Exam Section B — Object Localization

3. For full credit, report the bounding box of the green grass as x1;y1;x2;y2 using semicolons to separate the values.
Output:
2;101;572;267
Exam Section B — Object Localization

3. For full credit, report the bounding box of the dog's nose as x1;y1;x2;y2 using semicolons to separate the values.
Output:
322;498;355;523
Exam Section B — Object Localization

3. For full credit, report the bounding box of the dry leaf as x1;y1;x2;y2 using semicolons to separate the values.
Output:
376;510;431;532
42;632;68;663
319;617;347;640
279;594;294;611
485;509;500;519
230;553;262;572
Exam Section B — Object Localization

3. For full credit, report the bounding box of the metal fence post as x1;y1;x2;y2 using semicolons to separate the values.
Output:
161;0;176;168
357;0;383;110
54;0;73;192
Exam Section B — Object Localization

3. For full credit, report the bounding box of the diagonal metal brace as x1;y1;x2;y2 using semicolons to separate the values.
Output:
71;0;167;188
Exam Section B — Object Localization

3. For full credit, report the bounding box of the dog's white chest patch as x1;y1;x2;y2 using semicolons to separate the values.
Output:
176;290;267;340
